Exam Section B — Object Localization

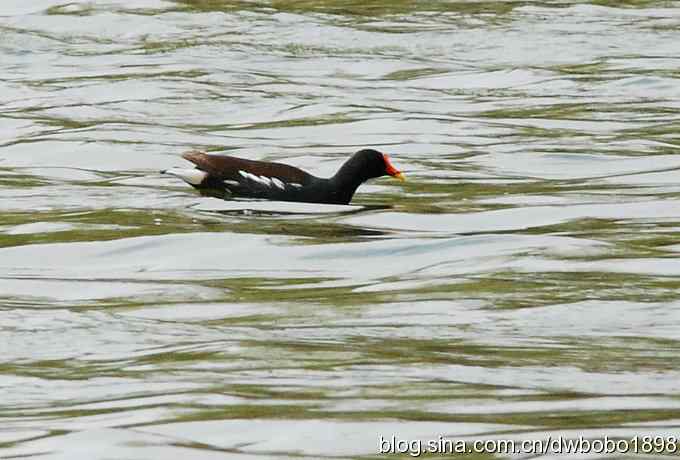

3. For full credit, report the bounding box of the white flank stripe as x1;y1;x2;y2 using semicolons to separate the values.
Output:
224;180;240;187
250;175;269;186
163;168;207;185
271;178;285;190
238;170;275;188
290;182;302;188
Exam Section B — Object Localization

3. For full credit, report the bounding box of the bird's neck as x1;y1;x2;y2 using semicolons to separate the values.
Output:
326;157;372;204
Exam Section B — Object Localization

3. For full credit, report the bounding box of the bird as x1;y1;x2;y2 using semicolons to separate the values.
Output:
162;148;404;205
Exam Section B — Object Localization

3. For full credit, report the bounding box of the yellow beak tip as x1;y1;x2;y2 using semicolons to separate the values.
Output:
394;172;406;182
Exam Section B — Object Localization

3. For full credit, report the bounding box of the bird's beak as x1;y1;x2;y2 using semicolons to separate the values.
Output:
383;153;406;182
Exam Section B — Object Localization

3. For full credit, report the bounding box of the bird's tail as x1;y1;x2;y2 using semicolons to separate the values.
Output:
161;167;207;185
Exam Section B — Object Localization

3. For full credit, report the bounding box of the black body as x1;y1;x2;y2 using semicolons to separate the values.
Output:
181;149;398;205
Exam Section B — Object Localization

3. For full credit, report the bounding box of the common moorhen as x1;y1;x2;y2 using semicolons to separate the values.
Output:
162;148;404;205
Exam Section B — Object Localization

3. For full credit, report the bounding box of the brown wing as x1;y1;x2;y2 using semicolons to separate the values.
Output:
182;150;312;184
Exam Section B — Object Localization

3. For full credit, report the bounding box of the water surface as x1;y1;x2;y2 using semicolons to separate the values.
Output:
2;1;680;458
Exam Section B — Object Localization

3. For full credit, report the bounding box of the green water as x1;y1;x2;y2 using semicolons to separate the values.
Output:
2;1;680;458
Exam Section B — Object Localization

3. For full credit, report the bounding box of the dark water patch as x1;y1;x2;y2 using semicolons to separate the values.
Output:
174;0;522;16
